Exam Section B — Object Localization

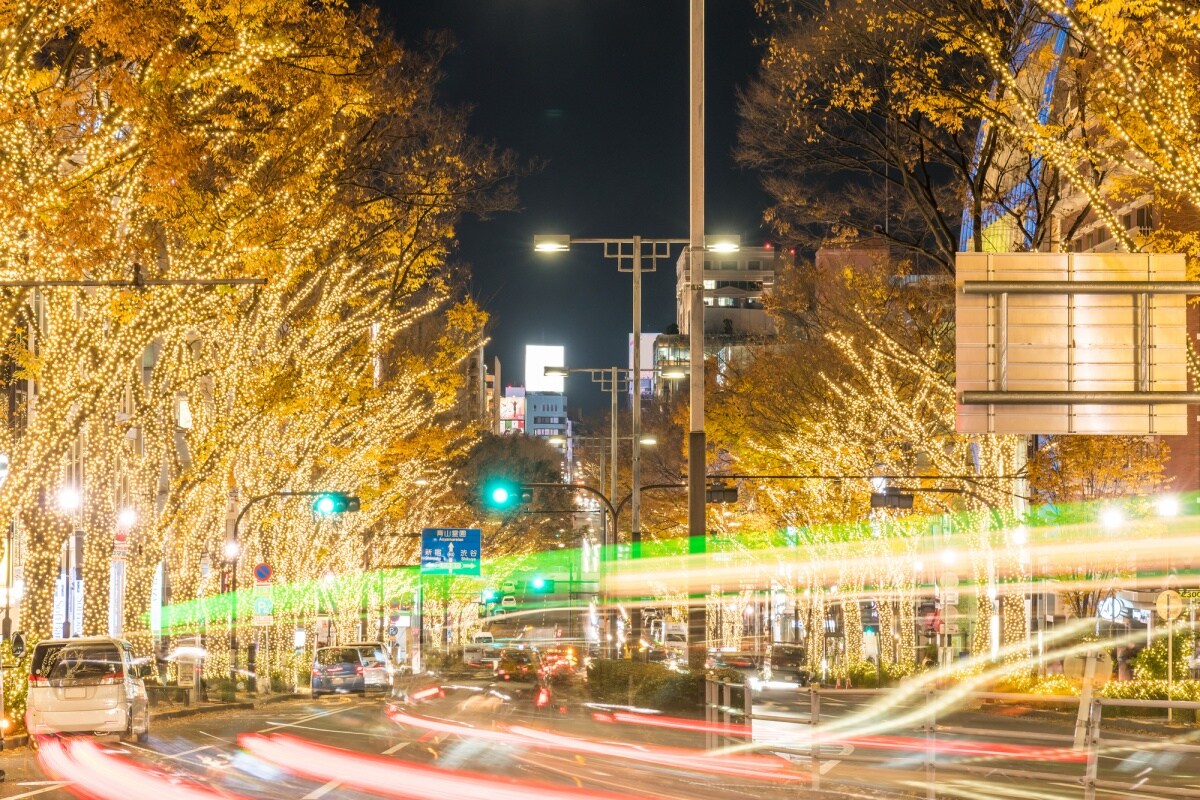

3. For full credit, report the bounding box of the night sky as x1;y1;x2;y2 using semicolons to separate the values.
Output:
377;1;772;415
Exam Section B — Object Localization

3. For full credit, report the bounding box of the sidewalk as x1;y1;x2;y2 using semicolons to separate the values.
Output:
2;690;310;750
974;698;1199;738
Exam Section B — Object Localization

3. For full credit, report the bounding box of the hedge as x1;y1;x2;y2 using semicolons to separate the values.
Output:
585;660;745;716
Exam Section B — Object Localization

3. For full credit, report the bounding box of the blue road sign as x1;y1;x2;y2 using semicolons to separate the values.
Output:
420;528;482;575
387;625;399;637
253;596;273;616
253;562;272;582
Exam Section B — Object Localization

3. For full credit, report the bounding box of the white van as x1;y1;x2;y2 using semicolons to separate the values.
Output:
26;637;150;743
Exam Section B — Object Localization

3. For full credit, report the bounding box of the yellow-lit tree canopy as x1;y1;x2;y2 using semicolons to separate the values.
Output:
0;0;520;687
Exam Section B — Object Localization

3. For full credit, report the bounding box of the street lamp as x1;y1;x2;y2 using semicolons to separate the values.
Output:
117;507;137;529
57;487;81;513
542;363;686;556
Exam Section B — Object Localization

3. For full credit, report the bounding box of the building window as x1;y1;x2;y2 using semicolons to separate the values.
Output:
717;297;735;307
703;297;714;306
1136;205;1154;234
747;260;762;270
703;280;715;289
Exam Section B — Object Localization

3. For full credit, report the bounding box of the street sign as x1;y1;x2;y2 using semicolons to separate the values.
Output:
113;531;129;560
1157;589;1184;621
942;591;959;606
420;528;482;575
11;632;25;658
1099;596;1129;621
388;596;402;611
387;625;399;637
254;563;273;584
252;595;273;625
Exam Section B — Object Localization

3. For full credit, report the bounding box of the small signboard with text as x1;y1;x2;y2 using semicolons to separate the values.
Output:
420;528;481;575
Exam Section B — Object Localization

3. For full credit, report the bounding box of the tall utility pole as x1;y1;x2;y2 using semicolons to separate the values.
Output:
687;0;707;668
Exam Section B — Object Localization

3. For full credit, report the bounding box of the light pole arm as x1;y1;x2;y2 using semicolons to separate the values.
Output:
616;483;687;521
231;490;335;546
520;482;618;535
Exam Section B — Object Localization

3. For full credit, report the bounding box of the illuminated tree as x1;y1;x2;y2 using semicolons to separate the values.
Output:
0;0;519;686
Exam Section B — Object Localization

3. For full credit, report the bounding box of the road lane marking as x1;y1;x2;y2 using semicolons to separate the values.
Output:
1;784;71;799
259;703;365;733
300;780;341;799
118;741;217;764
300;733;413;798
261;723;390;738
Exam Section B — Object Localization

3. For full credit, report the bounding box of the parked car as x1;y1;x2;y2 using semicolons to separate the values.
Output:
26;637;150;743
311;646;367;697
344;642;393;692
761;643;810;686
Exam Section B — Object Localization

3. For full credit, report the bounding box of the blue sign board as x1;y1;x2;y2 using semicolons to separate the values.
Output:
253;563;273;583
420;528;482;575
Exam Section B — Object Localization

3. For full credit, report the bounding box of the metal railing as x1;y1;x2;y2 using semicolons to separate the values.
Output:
704;677;1200;799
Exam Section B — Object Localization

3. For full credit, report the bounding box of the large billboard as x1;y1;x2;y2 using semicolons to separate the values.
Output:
499;394;525;434
956;252;1190;435
525;345;565;392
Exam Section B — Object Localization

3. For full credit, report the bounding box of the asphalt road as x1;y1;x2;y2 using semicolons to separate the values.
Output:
747;686;1200;799
0;689;1196;799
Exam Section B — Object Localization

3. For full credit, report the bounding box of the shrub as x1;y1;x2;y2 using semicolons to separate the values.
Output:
1097;678;1200;722
206;677;237;702
586;660;719;716
1133;631;1195;681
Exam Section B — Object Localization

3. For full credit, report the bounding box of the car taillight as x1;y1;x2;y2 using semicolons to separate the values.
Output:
99;673;123;685
535;687;550;708
311;669;321;677
29;675;47;687
356;665;364;675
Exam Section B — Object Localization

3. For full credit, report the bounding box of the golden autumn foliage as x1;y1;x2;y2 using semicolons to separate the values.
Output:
0;0;519;679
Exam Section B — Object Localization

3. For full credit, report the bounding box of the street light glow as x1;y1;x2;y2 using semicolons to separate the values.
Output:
533;234;571;252
660;367;688;380
1100;506;1124;530
224;541;240;559
117;507;137;528
704;234;741;253
543;365;570;378
57;487;81;512
1157;496;1180;517
639;435;658;446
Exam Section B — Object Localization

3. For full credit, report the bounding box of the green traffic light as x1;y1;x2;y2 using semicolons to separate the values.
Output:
531;576;546;590
491;486;510;505
316;496;335;514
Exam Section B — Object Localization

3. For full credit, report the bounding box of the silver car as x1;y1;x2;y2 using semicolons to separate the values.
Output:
26;637;150;743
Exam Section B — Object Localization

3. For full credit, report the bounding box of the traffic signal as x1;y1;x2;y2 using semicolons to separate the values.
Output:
482;588;499;603
870;487;914;509
705;484;738;504
529;576;554;593
312;492;360;515
482;479;532;511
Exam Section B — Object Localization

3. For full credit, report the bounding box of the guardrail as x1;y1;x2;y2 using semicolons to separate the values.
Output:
704;677;1200;799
